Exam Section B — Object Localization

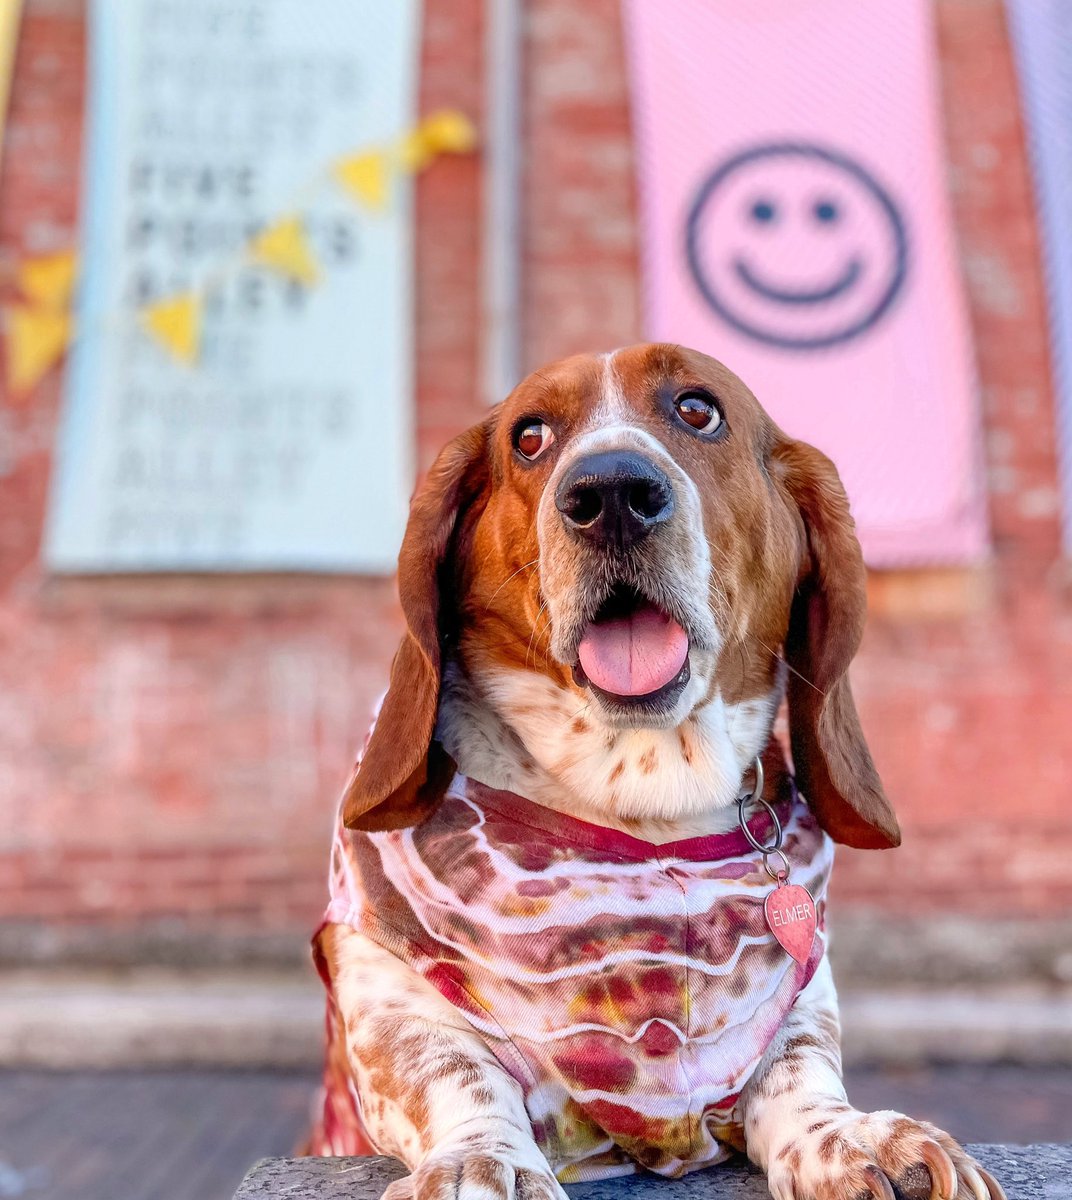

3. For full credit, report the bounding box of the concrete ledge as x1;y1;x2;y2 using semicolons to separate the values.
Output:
233;1148;1065;1199
829;914;1072;988
0;968;323;1069
6;915;1072;987
2;968;1070;1069
840;986;1072;1066
0;920;312;970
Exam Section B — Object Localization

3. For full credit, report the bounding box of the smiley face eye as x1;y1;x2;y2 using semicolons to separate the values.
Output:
514;419;555;461
674;391;722;434
750;198;777;223
814;198;839;223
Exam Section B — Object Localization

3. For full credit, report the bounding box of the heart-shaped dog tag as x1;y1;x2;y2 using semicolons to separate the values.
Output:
764;882;817;965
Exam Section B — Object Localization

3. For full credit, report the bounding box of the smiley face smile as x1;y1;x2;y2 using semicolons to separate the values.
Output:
733;256;862;306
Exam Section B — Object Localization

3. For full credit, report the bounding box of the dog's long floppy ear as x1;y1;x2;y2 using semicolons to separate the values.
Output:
773;438;900;850
342;419;493;832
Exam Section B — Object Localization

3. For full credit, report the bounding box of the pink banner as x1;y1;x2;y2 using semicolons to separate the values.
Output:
623;0;987;565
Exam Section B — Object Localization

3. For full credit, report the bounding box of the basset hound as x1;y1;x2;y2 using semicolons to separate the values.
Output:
306;344;1003;1200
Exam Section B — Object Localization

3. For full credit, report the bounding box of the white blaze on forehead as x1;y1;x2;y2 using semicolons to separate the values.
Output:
596;348;628;422
575;351;674;463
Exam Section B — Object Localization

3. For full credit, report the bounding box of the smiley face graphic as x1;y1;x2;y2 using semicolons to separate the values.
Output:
685;142;908;350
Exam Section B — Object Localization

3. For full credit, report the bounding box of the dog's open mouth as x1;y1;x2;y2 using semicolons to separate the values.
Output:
572;584;690;705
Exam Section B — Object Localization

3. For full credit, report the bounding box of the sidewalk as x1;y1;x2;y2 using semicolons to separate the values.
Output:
1;968;1070;1069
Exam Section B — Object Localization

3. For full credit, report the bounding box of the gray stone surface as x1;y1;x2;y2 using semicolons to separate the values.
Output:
5;915;1072;986
839;987;1072;1066
3;968;1072;1069
234;1148;1067;1200
829;914;1072;988
0;968;322;1068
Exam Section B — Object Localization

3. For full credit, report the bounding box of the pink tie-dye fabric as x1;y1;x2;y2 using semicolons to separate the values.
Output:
308;770;833;1180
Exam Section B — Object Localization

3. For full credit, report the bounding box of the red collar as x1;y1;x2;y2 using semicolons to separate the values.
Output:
461;776;796;864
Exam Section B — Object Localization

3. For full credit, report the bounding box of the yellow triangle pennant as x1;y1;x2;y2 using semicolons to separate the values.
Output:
140;292;202;365
398;109;477;173
334;150;391;210
18;250;79;310
247;216;320;286
418;109;477;155
6;304;74;395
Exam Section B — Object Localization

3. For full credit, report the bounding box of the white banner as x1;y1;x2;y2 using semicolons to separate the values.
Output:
45;0;421;572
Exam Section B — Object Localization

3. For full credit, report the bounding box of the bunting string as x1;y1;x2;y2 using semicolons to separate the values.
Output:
3;109;476;392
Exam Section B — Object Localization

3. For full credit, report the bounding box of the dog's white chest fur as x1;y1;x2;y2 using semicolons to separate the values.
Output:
437;661;781;837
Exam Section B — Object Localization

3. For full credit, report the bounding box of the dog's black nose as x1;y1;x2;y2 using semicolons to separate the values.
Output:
555;451;674;550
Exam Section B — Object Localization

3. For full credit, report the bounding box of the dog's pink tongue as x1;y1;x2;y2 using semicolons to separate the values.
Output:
577;606;688;697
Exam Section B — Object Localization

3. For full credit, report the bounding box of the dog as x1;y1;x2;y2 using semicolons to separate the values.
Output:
306;344;1003;1200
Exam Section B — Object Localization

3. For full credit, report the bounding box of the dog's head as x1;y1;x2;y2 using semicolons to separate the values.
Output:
342;343;898;850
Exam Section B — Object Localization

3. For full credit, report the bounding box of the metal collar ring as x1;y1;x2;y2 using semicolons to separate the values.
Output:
736;755;784;856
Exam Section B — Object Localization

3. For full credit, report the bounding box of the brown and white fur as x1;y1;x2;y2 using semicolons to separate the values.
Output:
317;345;1003;1200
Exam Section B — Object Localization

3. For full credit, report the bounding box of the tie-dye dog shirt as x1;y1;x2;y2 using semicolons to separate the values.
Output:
309;769;833;1181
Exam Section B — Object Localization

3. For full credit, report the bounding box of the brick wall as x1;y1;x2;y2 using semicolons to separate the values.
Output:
843;0;1071;924
1;0;1069;969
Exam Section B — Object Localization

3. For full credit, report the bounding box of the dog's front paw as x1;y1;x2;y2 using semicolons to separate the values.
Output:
766;1107;1005;1200
383;1119;566;1200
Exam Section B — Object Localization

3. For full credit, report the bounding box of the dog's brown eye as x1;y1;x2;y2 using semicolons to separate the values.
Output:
515;420;555;461
675;391;722;434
